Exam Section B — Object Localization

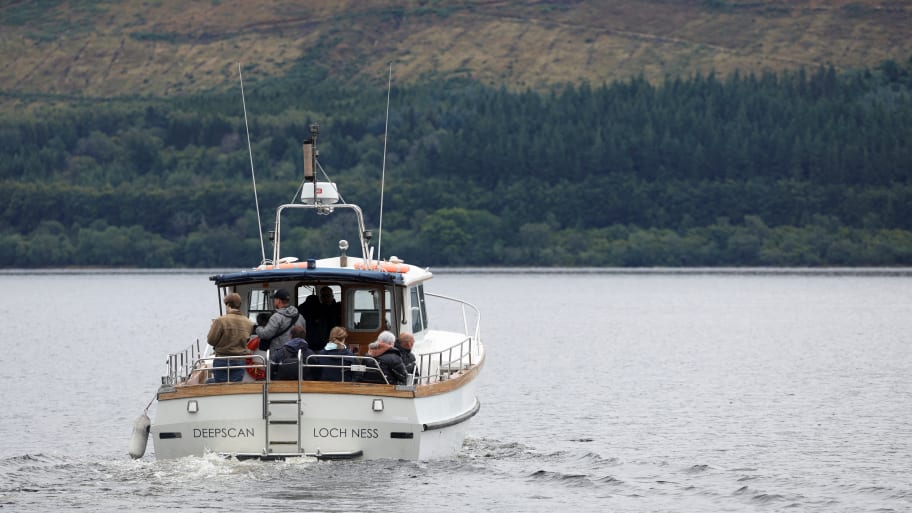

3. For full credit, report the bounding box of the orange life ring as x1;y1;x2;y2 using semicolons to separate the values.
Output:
246;337;266;380
353;261;411;273
255;262;310;270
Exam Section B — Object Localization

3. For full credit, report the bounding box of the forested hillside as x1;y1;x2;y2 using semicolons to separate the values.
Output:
2;60;912;267
2;0;912;267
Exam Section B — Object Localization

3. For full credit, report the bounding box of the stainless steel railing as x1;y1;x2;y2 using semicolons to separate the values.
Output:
425;292;482;345
164;335;480;387
414;336;475;385
162;338;268;385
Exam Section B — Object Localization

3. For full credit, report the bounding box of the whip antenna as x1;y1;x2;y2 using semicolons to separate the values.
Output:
377;62;392;265
239;63;267;264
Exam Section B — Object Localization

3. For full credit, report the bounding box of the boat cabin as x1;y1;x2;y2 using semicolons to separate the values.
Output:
211;264;431;355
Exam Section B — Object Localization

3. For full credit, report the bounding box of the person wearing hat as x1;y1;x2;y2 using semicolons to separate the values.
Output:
255;288;305;353
206;292;255;383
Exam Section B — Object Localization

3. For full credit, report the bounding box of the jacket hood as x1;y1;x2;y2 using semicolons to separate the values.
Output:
283;337;309;352
275;305;299;318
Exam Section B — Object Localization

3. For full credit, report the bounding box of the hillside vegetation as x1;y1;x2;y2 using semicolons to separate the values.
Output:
2;0;911;107
1;1;911;268
2;61;912;267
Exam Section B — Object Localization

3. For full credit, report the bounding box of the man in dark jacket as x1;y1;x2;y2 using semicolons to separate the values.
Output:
270;325;317;380
359;331;409;385
309;286;341;351
395;332;418;378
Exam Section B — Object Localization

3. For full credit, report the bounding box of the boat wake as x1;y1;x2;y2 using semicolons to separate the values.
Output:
0;453;70;492
4;440;902;512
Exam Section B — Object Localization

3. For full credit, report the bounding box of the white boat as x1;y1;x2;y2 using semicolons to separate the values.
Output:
139;125;484;461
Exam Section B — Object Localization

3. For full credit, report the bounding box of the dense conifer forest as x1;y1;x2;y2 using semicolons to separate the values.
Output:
2;59;911;267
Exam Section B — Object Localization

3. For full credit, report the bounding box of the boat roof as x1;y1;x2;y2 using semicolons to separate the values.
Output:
211;268;406;287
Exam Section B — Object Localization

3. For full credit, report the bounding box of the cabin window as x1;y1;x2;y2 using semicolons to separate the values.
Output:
349;288;382;331
295;283;343;317
410;284;428;334
247;289;274;320
383;289;393;331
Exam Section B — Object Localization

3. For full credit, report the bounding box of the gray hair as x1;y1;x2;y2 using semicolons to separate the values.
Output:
377;330;396;344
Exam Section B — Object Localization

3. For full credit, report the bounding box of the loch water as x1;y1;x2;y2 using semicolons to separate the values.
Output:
0;269;910;512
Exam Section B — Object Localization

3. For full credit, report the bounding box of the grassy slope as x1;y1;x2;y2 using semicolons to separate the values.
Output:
0;0;910;110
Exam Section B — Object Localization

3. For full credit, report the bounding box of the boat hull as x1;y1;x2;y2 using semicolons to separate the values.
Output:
150;363;481;460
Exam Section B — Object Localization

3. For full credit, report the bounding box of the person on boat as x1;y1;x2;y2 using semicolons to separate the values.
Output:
242;312;273;379
270;325;317;380
206;292;255;383
395;332;418;378
298;294;321;349
246;312;272;348
316;326;356;382
256;288;304;353
255;312;272;327
309;286;341;351
357;331;409;385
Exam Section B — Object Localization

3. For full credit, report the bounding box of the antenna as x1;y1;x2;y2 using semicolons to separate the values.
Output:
377;62;392;265
303;123;319;204
239;63;267;265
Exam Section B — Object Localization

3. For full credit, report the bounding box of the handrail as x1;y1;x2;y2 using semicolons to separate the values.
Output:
267;352;391;384
165;334;480;387
171;354;267;385
424;292;481;343
299;353;368;383
414;336;474;385
416;292;481;385
272;203;371;268
307;354;390;384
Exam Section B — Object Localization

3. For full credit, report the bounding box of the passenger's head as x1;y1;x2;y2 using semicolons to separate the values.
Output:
377;330;396;345
256;312;272;327
319;286;335;304
273;289;290;308
224;292;242;310
398;332;415;350
329;326;348;344
300;294;320;317
290;324;307;340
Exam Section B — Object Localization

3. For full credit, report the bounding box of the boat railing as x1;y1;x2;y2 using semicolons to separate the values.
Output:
414;336;475;386
162;340;205;385
425;292;482;345
163;336;476;387
415;292;481;385
164;352;268;386
270;352;389;385
167;351;391;385
299;354;390;384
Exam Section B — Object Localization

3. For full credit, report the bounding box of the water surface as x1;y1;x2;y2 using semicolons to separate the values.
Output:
0;270;909;512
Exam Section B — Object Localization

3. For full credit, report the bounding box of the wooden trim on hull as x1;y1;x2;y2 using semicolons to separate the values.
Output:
157;352;485;402
414;354;485;398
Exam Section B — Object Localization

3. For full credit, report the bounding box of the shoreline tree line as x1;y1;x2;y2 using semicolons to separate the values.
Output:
1;58;911;267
